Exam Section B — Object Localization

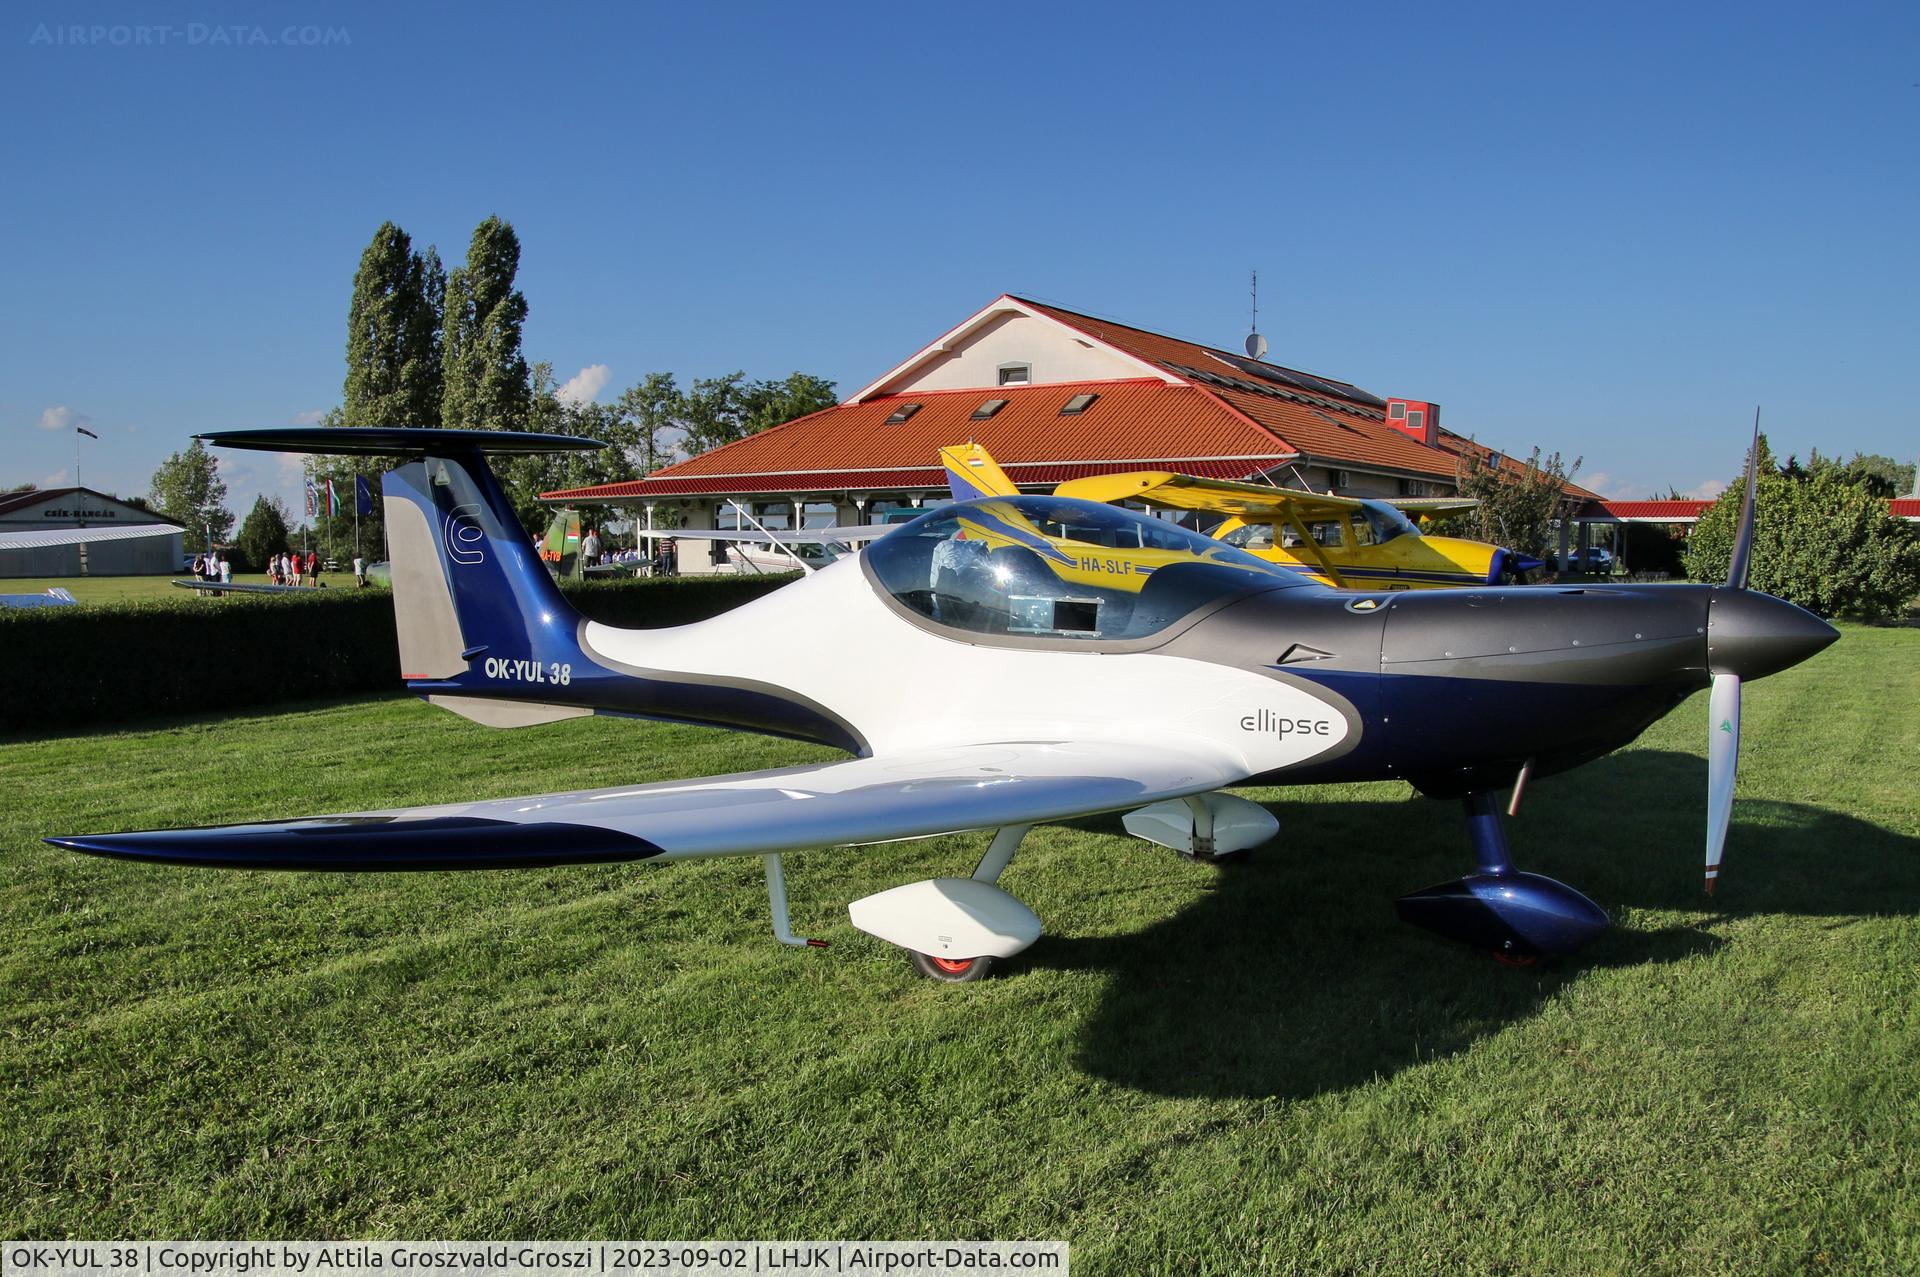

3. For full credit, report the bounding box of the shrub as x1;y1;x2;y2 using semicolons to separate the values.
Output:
1685;471;1920;619
0;573;797;734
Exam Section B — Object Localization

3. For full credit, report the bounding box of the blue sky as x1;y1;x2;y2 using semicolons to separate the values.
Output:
4;0;1915;517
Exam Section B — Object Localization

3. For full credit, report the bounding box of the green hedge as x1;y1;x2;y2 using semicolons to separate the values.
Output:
0;574;798;734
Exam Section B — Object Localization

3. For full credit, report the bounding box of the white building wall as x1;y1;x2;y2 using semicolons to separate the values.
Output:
876;312;1145;395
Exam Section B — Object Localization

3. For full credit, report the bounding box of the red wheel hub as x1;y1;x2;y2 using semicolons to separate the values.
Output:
929;955;976;975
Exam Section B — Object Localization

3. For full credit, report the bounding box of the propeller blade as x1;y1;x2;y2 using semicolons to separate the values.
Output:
1726;408;1761;590
1705;672;1742;894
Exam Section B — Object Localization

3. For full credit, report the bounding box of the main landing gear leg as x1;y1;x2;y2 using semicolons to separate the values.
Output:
763;854;828;950
1393;791;1609;963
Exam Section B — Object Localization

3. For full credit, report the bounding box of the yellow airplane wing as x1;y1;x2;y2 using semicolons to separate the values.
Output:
1387;497;1481;518
1052;471;1476;522
1052;471;1358;523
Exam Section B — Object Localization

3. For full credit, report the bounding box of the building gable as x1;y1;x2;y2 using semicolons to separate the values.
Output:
853;297;1180;402
0;487;167;526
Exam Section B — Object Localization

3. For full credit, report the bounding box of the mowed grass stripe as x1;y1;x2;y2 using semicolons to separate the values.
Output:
1;624;1915;1272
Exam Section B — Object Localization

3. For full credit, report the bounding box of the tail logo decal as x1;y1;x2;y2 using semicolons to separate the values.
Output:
444;504;486;566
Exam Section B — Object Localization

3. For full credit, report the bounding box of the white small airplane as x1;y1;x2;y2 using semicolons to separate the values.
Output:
633;513;894;575
49;427;1837;979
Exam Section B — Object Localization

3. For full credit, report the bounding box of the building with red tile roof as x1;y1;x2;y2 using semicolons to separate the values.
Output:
543;295;1598;568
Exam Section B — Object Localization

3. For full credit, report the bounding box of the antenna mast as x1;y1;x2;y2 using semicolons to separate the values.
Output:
1244;270;1268;360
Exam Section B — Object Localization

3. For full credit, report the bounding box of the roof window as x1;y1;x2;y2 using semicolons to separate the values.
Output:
1060;393;1099;415
884;403;922;425
971;398;1009;420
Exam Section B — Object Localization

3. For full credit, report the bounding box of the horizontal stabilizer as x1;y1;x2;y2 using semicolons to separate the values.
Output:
196;427;603;456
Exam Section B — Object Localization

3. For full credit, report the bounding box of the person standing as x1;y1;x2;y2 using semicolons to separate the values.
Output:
218;554;231;585
353;555;366;588
305;550;318;585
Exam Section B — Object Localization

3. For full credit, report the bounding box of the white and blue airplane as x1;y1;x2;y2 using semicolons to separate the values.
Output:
48;427;1837;979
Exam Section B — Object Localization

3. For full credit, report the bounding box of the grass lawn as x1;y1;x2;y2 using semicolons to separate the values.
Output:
8;574;358;603
1;624;1914;1272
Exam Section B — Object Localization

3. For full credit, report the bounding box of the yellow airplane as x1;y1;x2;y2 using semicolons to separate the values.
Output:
940;444;1535;590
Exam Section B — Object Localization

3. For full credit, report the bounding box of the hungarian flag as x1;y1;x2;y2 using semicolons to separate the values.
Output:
76;426;98;440
326;478;339;516
355;474;373;516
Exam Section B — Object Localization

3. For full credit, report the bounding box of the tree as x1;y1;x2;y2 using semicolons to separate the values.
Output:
678;371;750;454
149;440;233;544
1449;445;1584;559
614;372;683;475
498;364;643;532
440;216;531;431
234;495;292;572
741;371;838;436
342;221;444;428
1796;450;1916;500
1685;435;1920;618
678;370;837;455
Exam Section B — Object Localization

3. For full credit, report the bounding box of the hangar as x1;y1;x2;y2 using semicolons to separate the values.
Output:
543;294;1597;573
0;486;184;577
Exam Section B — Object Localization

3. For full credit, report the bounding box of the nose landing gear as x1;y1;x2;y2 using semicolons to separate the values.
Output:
1394;791;1609;962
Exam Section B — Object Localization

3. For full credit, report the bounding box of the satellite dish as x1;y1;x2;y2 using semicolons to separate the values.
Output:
1245;332;1269;360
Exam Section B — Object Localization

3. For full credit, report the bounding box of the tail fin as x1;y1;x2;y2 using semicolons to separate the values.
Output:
200;428;602;727
198;428;865;749
940;442;1019;500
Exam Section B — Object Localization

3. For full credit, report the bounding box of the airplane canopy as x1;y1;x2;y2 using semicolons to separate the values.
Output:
866;496;1305;643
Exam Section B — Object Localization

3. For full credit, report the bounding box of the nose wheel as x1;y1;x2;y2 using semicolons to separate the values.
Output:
911;951;995;982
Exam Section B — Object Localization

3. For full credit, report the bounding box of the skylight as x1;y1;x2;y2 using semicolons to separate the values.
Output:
884;403;922;425
1060;393;1099;416
971;398;1008;420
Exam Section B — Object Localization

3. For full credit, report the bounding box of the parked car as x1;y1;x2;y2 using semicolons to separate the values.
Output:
1546;547;1615;574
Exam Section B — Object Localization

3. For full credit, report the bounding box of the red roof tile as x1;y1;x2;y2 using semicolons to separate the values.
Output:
614;380;1295;480
1891;498;1919;519
1587;500;1712;521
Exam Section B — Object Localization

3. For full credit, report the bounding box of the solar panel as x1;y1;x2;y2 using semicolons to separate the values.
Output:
1207;351;1386;408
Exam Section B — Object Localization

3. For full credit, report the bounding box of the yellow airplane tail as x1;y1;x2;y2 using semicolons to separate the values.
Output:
940;442;1019;500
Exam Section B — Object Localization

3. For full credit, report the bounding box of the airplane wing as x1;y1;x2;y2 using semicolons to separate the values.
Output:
634;526;895;545
46;739;1244;870
1388;497;1481;517
171;580;311;595
1052;471;1362;523
1053;473;1478;523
